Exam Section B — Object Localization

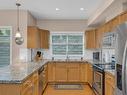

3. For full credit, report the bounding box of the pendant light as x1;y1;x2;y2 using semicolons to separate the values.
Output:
15;3;24;45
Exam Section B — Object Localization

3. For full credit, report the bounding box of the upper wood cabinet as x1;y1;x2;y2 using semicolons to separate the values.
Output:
119;11;127;24
39;29;50;49
27;26;40;48
85;29;96;49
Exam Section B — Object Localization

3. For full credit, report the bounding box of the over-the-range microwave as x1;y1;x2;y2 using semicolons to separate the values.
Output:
102;32;117;49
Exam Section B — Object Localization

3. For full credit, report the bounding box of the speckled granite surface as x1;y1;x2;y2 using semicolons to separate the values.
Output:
0;60;49;84
0;59;115;84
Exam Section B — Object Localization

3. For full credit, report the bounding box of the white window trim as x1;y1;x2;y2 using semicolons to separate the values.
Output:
50;31;85;59
0;26;12;65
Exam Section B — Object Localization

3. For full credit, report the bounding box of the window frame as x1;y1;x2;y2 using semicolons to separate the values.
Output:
0;26;12;65
50;31;84;58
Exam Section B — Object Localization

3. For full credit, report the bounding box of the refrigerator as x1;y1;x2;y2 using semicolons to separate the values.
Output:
113;22;127;95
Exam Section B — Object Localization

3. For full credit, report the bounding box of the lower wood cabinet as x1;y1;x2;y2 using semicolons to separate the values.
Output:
67;63;80;82
87;63;93;87
0;71;39;95
105;72;115;95
22;71;39;95
47;62;88;83
55;63;67;82
47;63;55;82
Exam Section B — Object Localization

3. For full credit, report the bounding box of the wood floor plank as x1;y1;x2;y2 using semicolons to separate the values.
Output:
43;84;95;95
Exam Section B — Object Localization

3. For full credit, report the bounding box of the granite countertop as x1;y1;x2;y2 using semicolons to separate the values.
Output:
0;59;89;84
0;59;115;84
0;60;49;84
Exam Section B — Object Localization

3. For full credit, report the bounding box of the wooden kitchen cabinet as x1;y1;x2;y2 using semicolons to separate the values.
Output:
87;63;93;87
42;64;48;91
95;26;105;48
119;11;127;24
32;72;39;95
85;29;96;49
48;63;55;82
80;63;87;82
105;72;115;95
22;71;39;95
55;63;67;82
27;26;40;48
47;62;88;83
22;77;33;95
67;63;80;82
0;71;39;95
40;29;50;49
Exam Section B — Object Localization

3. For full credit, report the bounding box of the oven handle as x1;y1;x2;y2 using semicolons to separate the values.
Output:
122;41;127;95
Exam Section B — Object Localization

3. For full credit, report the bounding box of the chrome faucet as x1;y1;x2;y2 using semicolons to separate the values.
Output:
66;55;69;60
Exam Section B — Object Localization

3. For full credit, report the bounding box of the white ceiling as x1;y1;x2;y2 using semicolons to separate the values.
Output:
0;0;105;20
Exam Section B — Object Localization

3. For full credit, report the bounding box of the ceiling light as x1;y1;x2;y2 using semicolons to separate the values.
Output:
56;8;60;11
80;8;84;11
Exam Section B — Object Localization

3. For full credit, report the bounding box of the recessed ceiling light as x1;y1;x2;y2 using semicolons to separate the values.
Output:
80;8;84;11
56;8;60;11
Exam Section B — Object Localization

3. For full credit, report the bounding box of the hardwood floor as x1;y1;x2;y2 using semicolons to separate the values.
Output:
43;84;95;95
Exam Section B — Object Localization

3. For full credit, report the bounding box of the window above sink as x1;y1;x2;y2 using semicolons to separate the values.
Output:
50;32;84;59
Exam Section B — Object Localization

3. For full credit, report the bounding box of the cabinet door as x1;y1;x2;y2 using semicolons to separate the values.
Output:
48;63;55;82
55;64;67;82
95;27;104;48
22;83;33;95
80;64;87;82
87;64;93;87
67;63;80;82
85;30;96;49
27;26;40;48
33;80;38;95
40;29;50;49
105;73;115;95
105;81;115;95
119;12;127;24
33;72;39;95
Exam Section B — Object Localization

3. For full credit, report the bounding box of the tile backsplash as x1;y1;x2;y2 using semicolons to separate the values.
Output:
19;48;101;62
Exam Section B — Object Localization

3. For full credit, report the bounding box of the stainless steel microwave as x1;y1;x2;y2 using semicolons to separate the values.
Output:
102;32;117;49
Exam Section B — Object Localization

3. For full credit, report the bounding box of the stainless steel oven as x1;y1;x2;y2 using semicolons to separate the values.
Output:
93;64;105;95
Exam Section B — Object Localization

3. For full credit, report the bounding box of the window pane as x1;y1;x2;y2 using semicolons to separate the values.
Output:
68;45;83;55
0;28;10;67
0;28;10;36
52;35;67;43
68;35;83;43
52;45;66;55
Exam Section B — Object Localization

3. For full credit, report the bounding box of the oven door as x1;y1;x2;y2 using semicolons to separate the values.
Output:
93;70;103;95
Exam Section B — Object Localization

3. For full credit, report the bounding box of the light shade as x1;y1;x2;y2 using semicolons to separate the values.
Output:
15;32;21;38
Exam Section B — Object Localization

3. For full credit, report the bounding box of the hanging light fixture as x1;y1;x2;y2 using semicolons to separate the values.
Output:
15;3;24;45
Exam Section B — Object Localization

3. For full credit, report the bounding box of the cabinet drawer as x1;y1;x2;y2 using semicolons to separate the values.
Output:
105;73;115;88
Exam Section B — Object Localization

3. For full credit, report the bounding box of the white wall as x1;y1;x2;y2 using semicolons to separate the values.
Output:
37;19;88;31
0;10;37;63
0;10;28;63
36;19;96;60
